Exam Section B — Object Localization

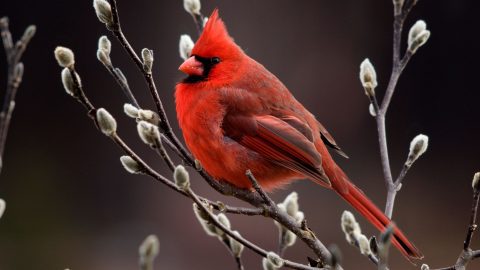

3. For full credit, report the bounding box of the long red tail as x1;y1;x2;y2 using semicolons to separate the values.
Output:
326;165;423;261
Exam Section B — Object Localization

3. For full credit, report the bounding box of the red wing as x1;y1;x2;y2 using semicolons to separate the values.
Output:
222;114;330;186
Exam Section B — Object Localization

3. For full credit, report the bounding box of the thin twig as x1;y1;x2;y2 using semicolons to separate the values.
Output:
373;0;417;219
246;169;275;207
187;187;323;270
0;17;35;173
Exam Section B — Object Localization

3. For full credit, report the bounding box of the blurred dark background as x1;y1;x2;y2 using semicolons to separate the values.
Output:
0;0;478;269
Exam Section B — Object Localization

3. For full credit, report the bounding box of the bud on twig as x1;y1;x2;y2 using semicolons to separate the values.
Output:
179;34;194;60
138;234;159;268
357;234;371;255
141;48;153;74
472;172;480;191
408;20;430;53
284;230;297;247
421;264;430;270
0;198;5;219
341;211;361;243
266;252;284;269
120;155;143;174
369;103;376;117
138;109;160;126
174;165;190;191
137;121;160;146
406;134;429;166
369;236;378;255
123;103;139;118
359;58;377;97
229;231;245;257
21;25;36;44
96;108;117;136
61;68;81;97
183;0;201;16
97;36;112;66
215;213;231;237
193;203;217;236
93;0;113;26
54;46;75;68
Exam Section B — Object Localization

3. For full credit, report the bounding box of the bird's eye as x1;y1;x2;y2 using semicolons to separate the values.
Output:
211;57;221;64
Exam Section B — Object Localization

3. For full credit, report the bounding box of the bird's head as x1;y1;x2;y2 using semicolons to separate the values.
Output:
179;9;244;83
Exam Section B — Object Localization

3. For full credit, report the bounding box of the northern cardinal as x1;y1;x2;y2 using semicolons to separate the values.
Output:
175;9;423;260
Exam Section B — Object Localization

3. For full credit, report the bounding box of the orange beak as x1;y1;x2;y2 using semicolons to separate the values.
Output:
179;56;204;77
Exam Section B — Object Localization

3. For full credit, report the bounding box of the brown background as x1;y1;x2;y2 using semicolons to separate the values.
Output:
0;0;479;269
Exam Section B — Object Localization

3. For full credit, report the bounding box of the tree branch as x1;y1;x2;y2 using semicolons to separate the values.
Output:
0;17;35;173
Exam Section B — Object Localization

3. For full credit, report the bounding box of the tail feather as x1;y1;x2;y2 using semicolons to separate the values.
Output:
327;166;423;261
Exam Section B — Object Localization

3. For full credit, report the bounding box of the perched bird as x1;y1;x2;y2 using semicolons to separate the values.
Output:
175;9;423;260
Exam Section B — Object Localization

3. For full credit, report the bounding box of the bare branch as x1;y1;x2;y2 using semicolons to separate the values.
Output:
0;17;35;173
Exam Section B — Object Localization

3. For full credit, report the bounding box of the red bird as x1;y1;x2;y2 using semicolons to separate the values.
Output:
175;9;422;260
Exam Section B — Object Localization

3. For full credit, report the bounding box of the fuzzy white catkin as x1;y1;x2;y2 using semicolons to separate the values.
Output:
407;134;429;164
138;109;160;125
229;231;244;257
359;58;377;91
192;203;218;236
179;34;194;61
183;0;201;15
93;0;113;25
284;230;297;247
141;48;153;73
421;264;430;270
357;234;371;255
96;108;117;136
137;121;160;146
61;68;81;97
120;156;142;174
174;165;190;191
369;103;376;117
283;192;299;217
98;35;111;55
266;252;284;268
472;172;480;191
0;199;5;219
408;20;430;53
138;234;159;260
216;213;231;231
123;103;139;118
54;46;75;67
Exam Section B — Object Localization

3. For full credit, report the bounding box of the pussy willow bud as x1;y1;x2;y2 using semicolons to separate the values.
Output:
138;109;160;126
193;203;217;236
174;165;190;191
0;198;5;219
97;36;112;66
407;134;429;165
283;192;299;217
138;235;159;265
123;103;139;118
369;103;376;117
141;48;153;74
54;46;75;68
357;234;371;255
183;0;201;15
203;17;209;27
217;213;231;230
472;172;480;191
21;25;36;43
93;0;113;26
341;210;361;243
408;20;430;53
179;34;194;60
421;264;430;270
120;155;142;174
137;121;160;146
61;68;81;97
359;58;377;96
96;108;117;136
266;252;284;268
229;231;244;257
284;230;297;247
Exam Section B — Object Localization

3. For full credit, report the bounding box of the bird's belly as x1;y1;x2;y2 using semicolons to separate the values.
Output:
186;132;300;190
